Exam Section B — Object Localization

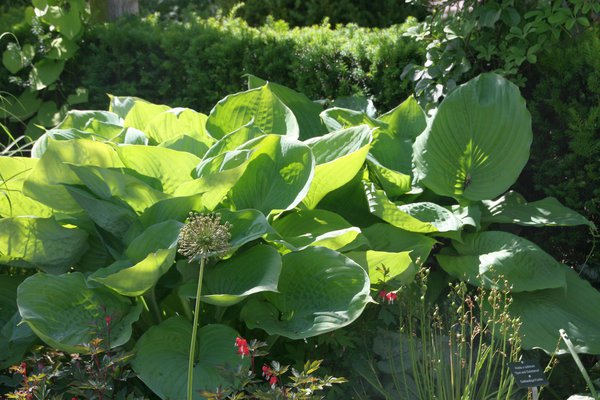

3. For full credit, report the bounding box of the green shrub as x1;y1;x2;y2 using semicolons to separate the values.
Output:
139;0;427;27
516;28;600;284
63;15;423;115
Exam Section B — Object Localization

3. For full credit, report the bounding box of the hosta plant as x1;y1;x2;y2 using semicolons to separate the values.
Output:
0;72;597;398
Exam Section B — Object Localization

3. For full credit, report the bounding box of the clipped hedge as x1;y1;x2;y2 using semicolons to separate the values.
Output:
63;15;423;114
516;28;600;283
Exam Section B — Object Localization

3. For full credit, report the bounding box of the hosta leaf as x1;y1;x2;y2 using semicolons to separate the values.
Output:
0;216;88;274
230;135;314;214
302;126;372;209
241;247;370;339
91;248;177;297
180;245;281;307
65;186;137;238
116;145;200;195
365;182;462;233
362;223;437;264
320;107;385;132
67;164;168;214
177;149;254;210
158;134;211;158
23;139;123;212
481;191;593;227
0;157;52;217
510;267;600;354
371;96;426;175
437;231;566;292
414;73;532;201
121;99;170;132
218;209;276;250
202;121;265;160
270;209;365;252
133;318;249;400
17;272;142;353
125;220;182;261
247;75;326;140
346;250;417;287
207;85;300;139
145;108;213;146
138;195;208;228
366;156;413;198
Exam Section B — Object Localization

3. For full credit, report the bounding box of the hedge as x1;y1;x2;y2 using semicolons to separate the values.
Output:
516;28;600;285
61;15;423;115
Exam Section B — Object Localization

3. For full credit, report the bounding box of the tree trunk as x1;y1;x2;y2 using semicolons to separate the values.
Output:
90;0;139;22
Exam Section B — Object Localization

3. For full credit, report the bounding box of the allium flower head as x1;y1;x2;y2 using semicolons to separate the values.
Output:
178;212;231;262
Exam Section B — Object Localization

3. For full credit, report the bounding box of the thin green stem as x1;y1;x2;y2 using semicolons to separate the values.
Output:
188;257;206;400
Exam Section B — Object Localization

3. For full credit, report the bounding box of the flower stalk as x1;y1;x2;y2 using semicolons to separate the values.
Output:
178;212;231;400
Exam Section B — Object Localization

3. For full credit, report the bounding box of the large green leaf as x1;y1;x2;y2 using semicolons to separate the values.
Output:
413;73;532;201
302;126;372;209
91;248;177;297
320;107;385;132
138;195;208;228
121;99;171;132
437;231;566;292
270;209;365;252
202;121;265;160
0;157;52;218
366;156;413;198
241;247;371;339
0;216;88;274
180;245;282;307
145;107;213;147
116;145;200;195
362;223;437;264
207;85;300;139
365;182;462;233
67;164;168;214
125;220;182;261
481;191;593;227
66;186;138;238
371;96;426;175
230;135;314;214
133;318;249;400
177;149;254;210
30;59;65;90
218;209;276;250
17;272;142;353
23;139;123;212
510;267;600;354
247;75;327;140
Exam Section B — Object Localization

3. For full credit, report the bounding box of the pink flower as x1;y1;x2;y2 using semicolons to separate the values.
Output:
378;289;397;304
234;336;250;358
105;315;112;326
269;375;278;386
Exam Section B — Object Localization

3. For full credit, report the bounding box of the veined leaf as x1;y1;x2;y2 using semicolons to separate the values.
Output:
0;216;88;274
510;267;600;354
247;75;326;140
241;247;370;339
133;318;249;400
17;272;142;353
346;250;417;287
437;231;566;292
207;85;300;139
145;108;213;147
302;125;372;209
414;73;532;201
0;157;52;217
116;145;200;195
362;223;437;265
230;135;314;214
320;107;385;132
23;138;123;212
180;245;282;307
270;209;366;252
481;190;593;227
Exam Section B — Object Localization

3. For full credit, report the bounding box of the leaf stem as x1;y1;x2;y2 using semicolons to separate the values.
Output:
188;256;206;400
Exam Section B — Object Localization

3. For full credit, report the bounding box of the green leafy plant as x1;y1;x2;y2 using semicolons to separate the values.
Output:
1;0;89;138
403;0;600;107
0;72;597;398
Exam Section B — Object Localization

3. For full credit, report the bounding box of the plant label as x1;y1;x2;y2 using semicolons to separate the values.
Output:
508;360;549;388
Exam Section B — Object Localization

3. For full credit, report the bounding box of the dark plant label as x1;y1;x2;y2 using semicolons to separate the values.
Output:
508;360;549;388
